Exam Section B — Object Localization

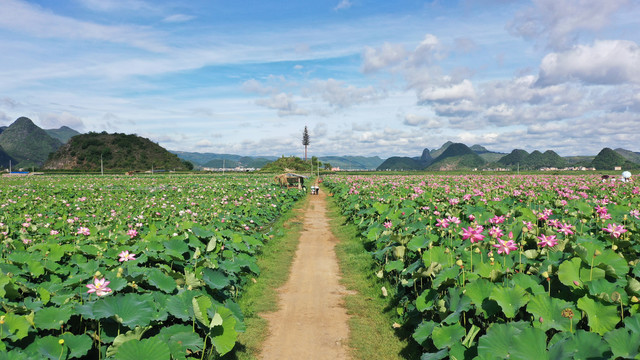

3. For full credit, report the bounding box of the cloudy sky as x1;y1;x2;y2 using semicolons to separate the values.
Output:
1;0;638;157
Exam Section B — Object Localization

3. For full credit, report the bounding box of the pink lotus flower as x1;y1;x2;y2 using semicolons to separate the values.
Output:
383;221;392;229
50;230;59;235
447;216;461;225
537;234;558;248
436;218;449;228
86;277;112;296
630;209;640;219
118;250;136;262
595;205;608;217
492;238;518;255
489;215;505;224
556;222;574;236
462;226;485;243
489;226;504;238
602;223;627;239
522;221;534;231
127;229;138;238
77;227;90;236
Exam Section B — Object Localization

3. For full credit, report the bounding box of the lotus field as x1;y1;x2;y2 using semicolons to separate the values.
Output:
0;174;304;359
324;174;640;359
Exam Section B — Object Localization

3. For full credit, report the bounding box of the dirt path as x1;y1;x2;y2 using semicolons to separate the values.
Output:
260;189;352;360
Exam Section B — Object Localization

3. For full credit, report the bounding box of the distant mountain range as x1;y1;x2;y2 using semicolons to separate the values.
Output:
377;142;640;171
171;151;384;170
2;116;639;172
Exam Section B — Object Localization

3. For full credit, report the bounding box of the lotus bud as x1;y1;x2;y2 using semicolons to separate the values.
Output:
539;317;543;323
94;271;102;278
474;248;481;254
573;280;579;286
445;248;450;254
489;257;495;262
381;286;388;297
456;259;463;267
612;244;618;251
542;271;549;278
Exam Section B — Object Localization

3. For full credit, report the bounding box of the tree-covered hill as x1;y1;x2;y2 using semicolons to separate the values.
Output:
43;132;191;171
0;117;63;168
590;148;639;170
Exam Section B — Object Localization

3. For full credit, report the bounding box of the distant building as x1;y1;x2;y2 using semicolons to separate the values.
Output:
614;166;622;171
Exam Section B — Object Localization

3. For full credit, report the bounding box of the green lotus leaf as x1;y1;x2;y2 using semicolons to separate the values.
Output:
477;322;528;359
1;313;31;340
557;257;582;288
202;268;230;290
106;326;151;358
624;313;640;333
412;320;437;346
114;336;170;360
465;278;499;317
166;290;200;321
146;268;176;293
209;305;237;356
526;295;575;332
576;295;620;336
563;330;612;360
416;289;438;312
384;260;404;272
432;266;459;289
443;288;471;324
157;325;203;360
420;349;448;360
60;333;92;359
509;327;549;360
489;284;529;318
192;294;213;327
510;273;546;296
431;323;465;350
92;293;154;328
594;249;629;278
34;305;73;330
25;336;68;360
603;328;640;359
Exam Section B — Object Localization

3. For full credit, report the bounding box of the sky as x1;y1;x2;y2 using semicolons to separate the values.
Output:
0;0;639;158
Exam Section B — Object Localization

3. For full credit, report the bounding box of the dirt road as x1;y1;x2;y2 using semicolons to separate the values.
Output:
260;189;352;360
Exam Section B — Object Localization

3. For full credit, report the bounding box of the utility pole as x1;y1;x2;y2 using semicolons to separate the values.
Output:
101;153;104;176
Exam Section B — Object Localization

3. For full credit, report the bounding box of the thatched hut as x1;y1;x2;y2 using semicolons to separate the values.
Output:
274;173;307;189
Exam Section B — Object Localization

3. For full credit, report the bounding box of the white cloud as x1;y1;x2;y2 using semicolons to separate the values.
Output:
418;79;475;103
255;93;308;117
163;14;196;23
75;0;152;12
310;78;385;108
402;113;441;128
361;42;407;73
507;0;631;50
537;40;640;85
37;112;86;130
334;0;352;11
195;139;214;147
0;0;168;52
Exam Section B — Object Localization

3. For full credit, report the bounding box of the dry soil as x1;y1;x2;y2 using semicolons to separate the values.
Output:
260;189;352;360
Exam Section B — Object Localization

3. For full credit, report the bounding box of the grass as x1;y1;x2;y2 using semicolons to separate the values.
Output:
326;194;422;360
223;194;309;360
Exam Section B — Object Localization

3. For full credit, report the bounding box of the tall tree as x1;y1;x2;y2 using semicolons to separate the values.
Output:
302;126;310;161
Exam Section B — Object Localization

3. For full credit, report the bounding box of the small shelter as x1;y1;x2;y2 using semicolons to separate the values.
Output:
274;173;307;189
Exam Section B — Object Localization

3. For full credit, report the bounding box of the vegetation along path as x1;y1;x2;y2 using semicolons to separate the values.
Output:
260;188;352;360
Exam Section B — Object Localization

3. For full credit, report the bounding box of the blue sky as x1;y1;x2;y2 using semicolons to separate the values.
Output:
0;0;638;157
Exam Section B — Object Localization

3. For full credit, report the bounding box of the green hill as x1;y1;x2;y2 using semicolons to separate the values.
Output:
429;141;454;159
0;144;15;169
44;132;191;171
0;117;63;168
427;143;486;170
45;126;81;143
590;148;638;170
615;148;640;164
377;156;424;171
259;156;317;173
319;155;384;170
